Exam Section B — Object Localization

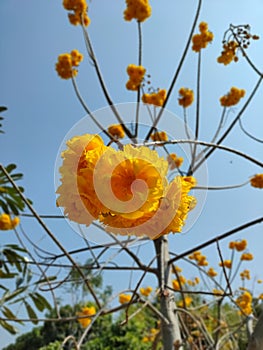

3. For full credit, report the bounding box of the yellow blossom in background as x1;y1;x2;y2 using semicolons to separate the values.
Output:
250;174;263;188
142;89;166;107
177;296;193;308
77;306;96;328
189;250;208;266
240;269;251;280
55;50;83;79
167;154;184;170
241;253;254;261
192;22;214;52
220;87;245;107
63;0;90;26
150;131;168;143
229;239;247;251
173;265;182;273
126;64;146;91
219;260;232;269
124;0;151;22
207;267;218;278
107;124;125;139
258;294;263;300
140;286;153;297
172;279;180;291
257;280;263;284
236;291;252;315
178;88;194;108
0;213;20;230
213;289;224;296
217;41;239;65
142;328;159;343
119;293;132;304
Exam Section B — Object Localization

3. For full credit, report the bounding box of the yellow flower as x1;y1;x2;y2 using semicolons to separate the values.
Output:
167;154;184;170
57;135;196;239
207;267;218;278
119;293;132;304
0;213;20;230
56;134;107;225
220;87;245;107
250;174;263;189
55;50;83;79
219;260;232;269
140;286;153;297
236;291;252;315
108;124;125;139
240;269;251;280
192;22;213;52
63;0;90;26
213;289;224;296
189;250;208;266
258;293;263;300
257;280;262;284
235;239;247;252
172;279;180;290
177;296;193;308
217;41;239;65
124;0;151;22
77;306;96;328
126;64;146;91
178;88;194;108
142;89;166;107
241;253;253;261
142;328;159;343
150;131;168;143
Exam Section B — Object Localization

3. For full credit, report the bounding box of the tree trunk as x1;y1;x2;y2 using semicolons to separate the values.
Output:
154;236;182;350
247;311;263;350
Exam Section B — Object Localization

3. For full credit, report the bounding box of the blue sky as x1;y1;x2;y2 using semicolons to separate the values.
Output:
0;0;263;346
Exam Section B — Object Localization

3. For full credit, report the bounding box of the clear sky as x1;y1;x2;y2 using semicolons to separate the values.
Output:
0;0;263;346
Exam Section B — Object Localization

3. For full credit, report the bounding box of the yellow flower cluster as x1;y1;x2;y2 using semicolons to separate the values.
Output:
240;269;251;280
187;277;200;287
250;174;263;188
177;296;193;308
220;87;245;107
126;64;146;91
119;293;132;304
56;134;196;239
63;0;90;26
219;260;232;269
0;213;20;231
217;41;239;65
192;22;214;52
172;275;187;291
107;124;125;139
77;306;96;328
142;89;166;107
124;0;151;22
150;131;168;143
241;252;253;261
55;50;83;79
189;251;208;266
167;154;184;170
140;286;152;296
207;267;218;278
178;88;194;108
236;291;252;315
229;239;247;252
142;328;159;343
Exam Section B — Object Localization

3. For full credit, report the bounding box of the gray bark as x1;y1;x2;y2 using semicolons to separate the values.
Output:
154;236;182;350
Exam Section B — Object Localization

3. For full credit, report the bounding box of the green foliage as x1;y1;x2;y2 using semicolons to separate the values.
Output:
0;163;32;215
0;106;7;134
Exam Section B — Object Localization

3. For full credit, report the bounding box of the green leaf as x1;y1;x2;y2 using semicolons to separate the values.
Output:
24;301;38;324
2;306;23;324
0;319;17;334
35;275;57;285
0;270;17;278
4;287;27;302
5;164;17;174
0;106;7;113
29;292;52;312
5;244;27;253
